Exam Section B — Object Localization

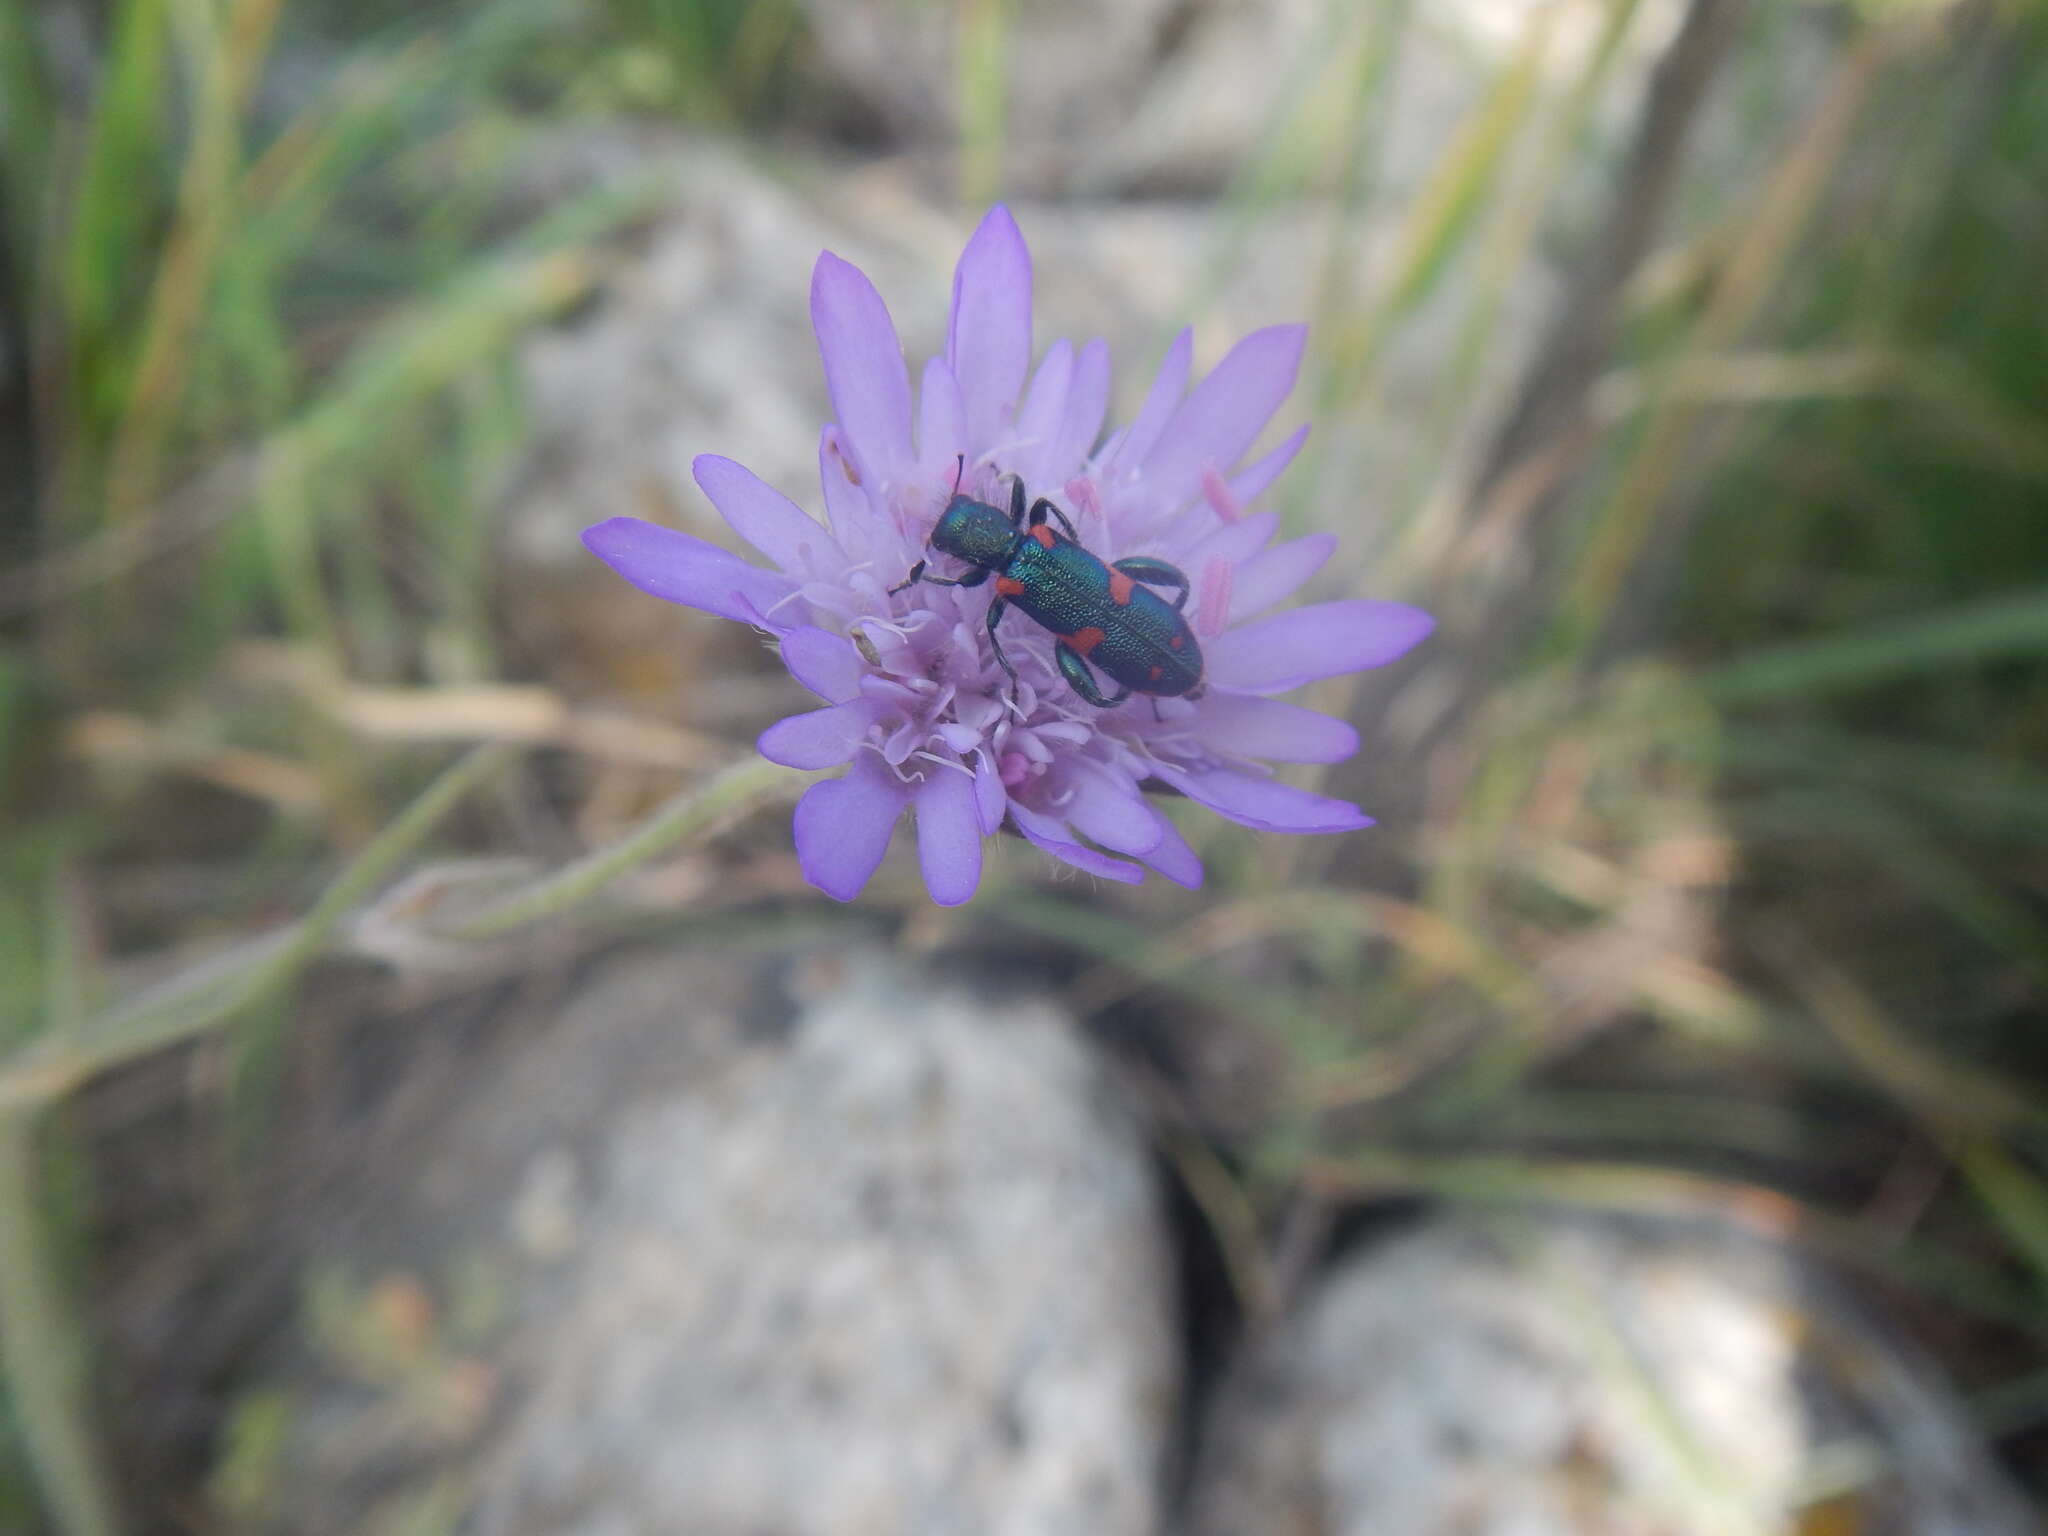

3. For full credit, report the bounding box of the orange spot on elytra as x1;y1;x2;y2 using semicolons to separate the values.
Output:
1168;633;1185;650
995;576;1025;597
1068;626;1105;656
1030;524;1057;548
1148;666;1164;681
1108;570;1135;605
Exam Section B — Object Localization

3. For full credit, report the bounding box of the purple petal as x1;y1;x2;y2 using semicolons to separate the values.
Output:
1176;692;1359;763
1182;510;1280;572
1011;803;1146;885
1138;814;1204;889
693;455;844;574
1050;338;1111;474
918;356;968;481
1152;764;1372;834
1064;765;1165;856
779;625;866;703
581;517;797;627
1110;328;1192;472
1140;325;1307;511
948;206;1033;450
794;757;907;902
818;428;866;547
1207;601;1435;694
915;766;984;906
972;750;1008;835
758;701;872;769
1229;534;1337;623
812;252;914;488
1012;338;1074;483
1229;423;1309;505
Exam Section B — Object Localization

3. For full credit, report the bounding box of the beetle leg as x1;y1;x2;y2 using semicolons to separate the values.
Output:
891;561;989;593
1008;476;1028;527
1110;556;1191;610
985;598;1020;691
1056;642;1130;709
1028;498;1080;542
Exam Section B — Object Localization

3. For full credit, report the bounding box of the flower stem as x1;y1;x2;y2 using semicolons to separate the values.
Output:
0;743;520;1113
433;757;817;941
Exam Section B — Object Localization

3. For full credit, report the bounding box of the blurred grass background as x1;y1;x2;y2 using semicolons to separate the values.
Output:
2;0;2046;1527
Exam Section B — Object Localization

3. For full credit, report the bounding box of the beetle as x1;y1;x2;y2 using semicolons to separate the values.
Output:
889;468;1205;709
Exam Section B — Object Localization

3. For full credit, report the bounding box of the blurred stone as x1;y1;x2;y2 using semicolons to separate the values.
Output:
1185;1214;2036;1536
265;944;1178;1535
495;139;956;724
785;0;1691;197
790;0;1184;155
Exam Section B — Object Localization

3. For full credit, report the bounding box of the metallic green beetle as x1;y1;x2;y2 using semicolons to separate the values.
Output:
890;471;1205;709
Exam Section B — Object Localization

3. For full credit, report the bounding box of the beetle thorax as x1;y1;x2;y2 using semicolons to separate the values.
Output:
930;495;1018;570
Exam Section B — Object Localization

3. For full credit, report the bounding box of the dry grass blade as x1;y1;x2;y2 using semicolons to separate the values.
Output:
1762;931;2047;1136
65;710;324;813
1566;23;1898;637
1766;933;2048;1295
232;642;731;767
1067;886;1526;1018
103;0;285;526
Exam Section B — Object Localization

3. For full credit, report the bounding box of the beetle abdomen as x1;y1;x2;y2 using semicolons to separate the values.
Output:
1002;535;1204;697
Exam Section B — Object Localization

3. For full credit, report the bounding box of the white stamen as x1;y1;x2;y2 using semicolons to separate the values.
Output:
912;750;977;781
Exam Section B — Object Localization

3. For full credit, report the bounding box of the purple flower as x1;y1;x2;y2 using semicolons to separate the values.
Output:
584;207;1433;906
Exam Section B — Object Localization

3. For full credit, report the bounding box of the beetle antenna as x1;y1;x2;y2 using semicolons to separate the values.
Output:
950;453;966;496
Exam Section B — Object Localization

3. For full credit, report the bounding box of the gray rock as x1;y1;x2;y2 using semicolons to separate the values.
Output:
265;945;1178;1535
791;0;1184;155
1186;1214;2037;1536
788;0;1691;197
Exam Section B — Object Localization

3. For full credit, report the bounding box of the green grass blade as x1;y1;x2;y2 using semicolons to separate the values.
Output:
0;1114;122;1536
1948;1135;2048;1297
1704;583;2048;705
1322;8;1548;390
957;0;1010;207
63;0;170;445
0;0;56;285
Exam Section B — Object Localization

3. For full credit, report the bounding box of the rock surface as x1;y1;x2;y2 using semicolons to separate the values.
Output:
260;945;1179;1534
1185;1213;2037;1536
788;0;1691;196
181;948;2038;1534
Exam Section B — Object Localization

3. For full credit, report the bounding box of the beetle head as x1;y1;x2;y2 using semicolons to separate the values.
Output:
930;495;1016;571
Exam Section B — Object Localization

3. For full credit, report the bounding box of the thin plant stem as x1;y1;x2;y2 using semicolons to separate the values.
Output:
0;743;519;1113
437;757;817;940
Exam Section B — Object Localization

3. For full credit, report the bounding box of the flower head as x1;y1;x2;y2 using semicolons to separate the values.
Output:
584;207;1433;906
